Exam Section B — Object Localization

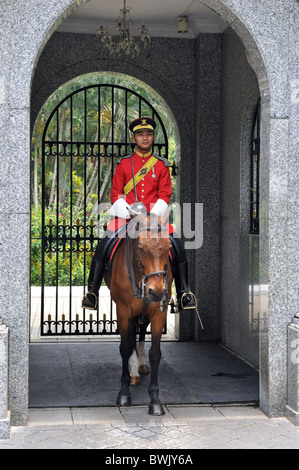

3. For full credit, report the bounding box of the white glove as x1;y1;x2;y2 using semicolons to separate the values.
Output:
150;199;168;217
109;198;130;219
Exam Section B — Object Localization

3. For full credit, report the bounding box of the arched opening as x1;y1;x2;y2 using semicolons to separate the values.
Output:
28;8;266;409
30;72;181;341
2;0;282;426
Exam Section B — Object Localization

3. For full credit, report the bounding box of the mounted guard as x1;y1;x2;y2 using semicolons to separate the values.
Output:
82;116;197;314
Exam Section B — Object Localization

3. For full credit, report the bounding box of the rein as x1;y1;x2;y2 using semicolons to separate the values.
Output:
125;218;169;311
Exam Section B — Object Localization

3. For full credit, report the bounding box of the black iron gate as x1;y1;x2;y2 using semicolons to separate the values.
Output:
39;84;169;336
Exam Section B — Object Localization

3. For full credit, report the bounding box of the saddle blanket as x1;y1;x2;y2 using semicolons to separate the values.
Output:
107;217;174;234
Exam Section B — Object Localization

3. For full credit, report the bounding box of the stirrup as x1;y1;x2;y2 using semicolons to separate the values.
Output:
81;292;98;310
180;292;197;310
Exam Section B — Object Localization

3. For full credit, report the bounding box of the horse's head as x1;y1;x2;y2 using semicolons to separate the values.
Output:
133;211;172;303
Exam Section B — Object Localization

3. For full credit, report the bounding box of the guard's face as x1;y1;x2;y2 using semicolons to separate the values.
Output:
133;130;154;153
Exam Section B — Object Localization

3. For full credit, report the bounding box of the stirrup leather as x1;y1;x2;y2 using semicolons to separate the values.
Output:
81;292;98;310
180;292;197;310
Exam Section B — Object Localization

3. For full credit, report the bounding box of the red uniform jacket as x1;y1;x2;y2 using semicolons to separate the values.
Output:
107;149;173;232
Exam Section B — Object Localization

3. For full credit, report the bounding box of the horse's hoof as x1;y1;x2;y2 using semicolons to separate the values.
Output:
139;364;149;375
116;394;132;406
148;403;165;416
130;375;140;386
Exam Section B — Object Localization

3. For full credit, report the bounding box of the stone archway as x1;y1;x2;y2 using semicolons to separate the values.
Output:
28;0;270;417
3;0;297;434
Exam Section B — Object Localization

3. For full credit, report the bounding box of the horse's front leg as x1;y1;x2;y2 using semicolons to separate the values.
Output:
116;311;137;407
148;311;166;416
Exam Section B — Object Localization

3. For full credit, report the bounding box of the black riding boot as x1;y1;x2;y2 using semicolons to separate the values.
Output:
81;235;112;310
170;235;197;311
174;262;197;311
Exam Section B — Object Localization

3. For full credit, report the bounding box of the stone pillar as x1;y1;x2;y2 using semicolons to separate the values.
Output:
193;33;221;342
0;319;10;439
0;0;88;428
286;316;299;425
286;1;299;426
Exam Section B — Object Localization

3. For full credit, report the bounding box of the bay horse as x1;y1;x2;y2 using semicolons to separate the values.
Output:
104;210;172;415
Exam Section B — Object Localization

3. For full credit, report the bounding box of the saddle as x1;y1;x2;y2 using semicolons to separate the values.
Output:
105;224;128;273
104;222;178;323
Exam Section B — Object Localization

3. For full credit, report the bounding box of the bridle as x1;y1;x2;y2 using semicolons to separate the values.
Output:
136;226;169;300
126;218;169;308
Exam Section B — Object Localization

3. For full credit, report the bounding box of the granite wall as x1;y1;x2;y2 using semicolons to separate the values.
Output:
193;34;222;342
220;28;260;366
0;320;9;438
31;34;196;148
0;0;90;429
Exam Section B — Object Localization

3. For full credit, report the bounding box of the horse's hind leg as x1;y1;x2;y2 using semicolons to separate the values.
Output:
138;320;149;375
129;320;149;385
138;342;149;375
129;349;140;386
116;314;137;406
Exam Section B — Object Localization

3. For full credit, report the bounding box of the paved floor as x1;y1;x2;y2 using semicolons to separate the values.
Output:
2;341;299;450
1;405;299;449
1;340;268;450
20;286;298;450
28;342;259;407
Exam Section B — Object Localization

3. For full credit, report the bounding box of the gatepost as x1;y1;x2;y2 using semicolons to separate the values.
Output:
0;318;10;439
287;315;299;426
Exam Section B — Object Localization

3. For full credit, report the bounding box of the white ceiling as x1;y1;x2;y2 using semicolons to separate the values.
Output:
57;0;228;38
